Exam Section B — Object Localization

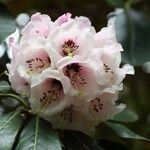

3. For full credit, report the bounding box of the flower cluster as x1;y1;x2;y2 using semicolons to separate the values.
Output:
7;13;134;135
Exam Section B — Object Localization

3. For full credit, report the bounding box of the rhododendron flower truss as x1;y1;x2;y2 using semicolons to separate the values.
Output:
6;12;134;135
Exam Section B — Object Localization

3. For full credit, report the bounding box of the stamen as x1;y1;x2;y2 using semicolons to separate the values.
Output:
61;39;79;57
25;56;50;74
60;105;73;122
103;63;113;73
65;63;87;89
24;82;30;87
90;97;104;112
39;79;63;112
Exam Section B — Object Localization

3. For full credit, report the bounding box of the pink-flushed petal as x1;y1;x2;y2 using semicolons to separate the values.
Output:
21;12;54;38
30;68;75;116
31;13;51;23
24;49;51;75
55;13;72;26
89;92;126;123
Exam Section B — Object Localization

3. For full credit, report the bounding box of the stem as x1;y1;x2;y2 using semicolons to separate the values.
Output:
0;93;29;109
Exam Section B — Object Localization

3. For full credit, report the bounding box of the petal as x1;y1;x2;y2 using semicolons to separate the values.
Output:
21;12;53;38
94;21;116;48
114;64;135;85
55;13;72;26
121;64;135;75
75;16;96;34
47;105;96;136
96;49;122;88
89;92;126;123
24;49;51;75
7;69;30;96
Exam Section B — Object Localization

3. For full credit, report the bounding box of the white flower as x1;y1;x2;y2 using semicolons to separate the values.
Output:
7;37;51;96
30;68;76;116
45;16;95;68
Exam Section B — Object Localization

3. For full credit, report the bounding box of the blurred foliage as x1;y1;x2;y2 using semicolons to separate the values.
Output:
112;107;139;123
114;9;150;66
0;0;150;150
0;12;16;44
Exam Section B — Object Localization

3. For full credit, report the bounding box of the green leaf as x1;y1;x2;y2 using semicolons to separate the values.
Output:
112;108;139;123
0;111;22;150
0;12;16;43
105;121;150;142
16;116;62;150
0;81;11;93
114;9;150;66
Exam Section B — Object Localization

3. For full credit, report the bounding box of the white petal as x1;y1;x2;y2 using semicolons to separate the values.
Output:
122;64;135;75
46;105;96;136
89;92;126;122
